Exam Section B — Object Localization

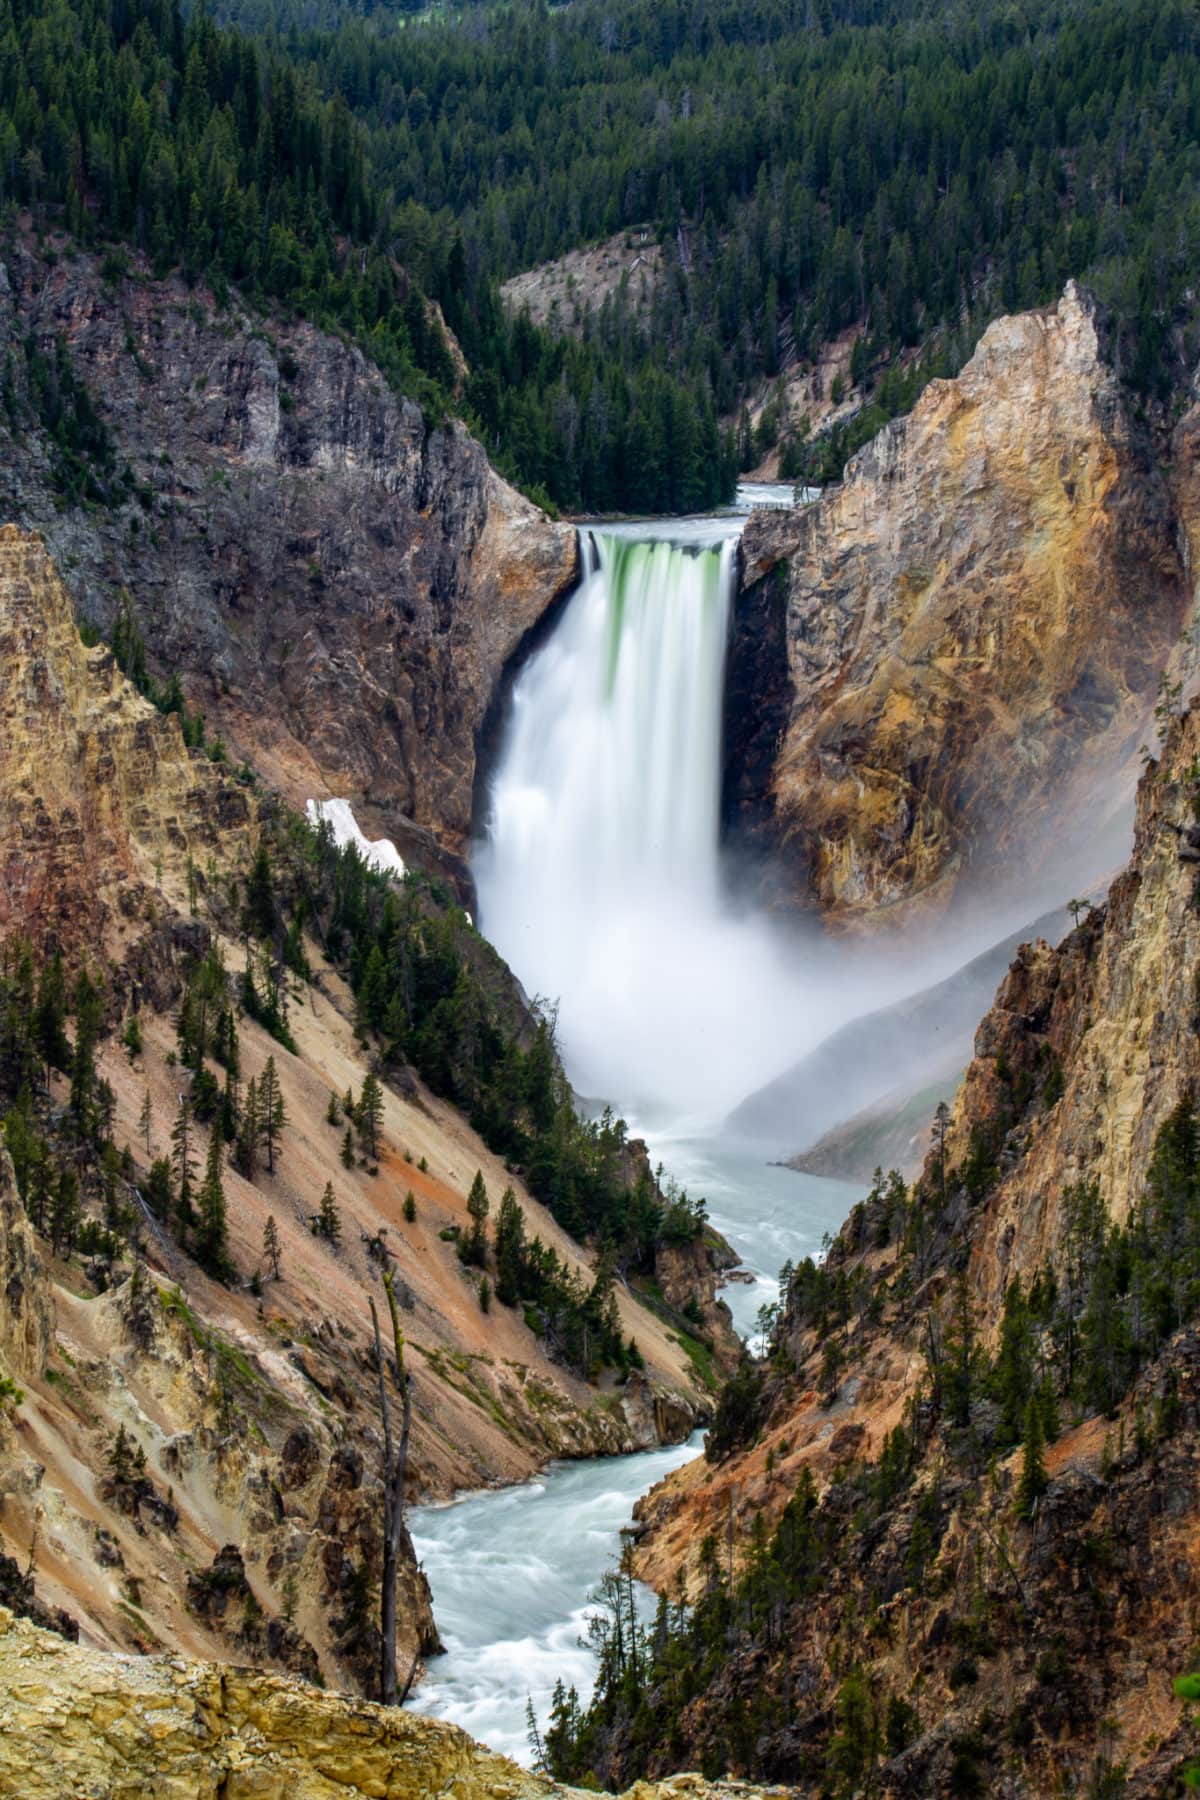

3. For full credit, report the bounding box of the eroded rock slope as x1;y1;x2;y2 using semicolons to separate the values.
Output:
728;284;1189;926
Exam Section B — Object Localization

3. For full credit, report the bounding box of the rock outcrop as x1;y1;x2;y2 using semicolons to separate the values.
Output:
0;1148;53;1383
0;523;253;950
0;1607;792;1800
930;695;1200;1322
0;235;577;877
727;284;1188;926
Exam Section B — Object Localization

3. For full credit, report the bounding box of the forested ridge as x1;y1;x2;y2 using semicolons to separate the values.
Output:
4;0;1200;509
540;1110;1200;1791
224;0;1200;474
0;0;733;513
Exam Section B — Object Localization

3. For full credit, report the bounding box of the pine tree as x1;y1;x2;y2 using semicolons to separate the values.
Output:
50;1167;79;1254
263;1214;282;1280
34;954;72;1076
326;1090;341;1127
479;1274;491;1312
139;1086;153;1160
171;1095;196;1228
494;1186;526;1305
993;1274;1035;1446
341;1125;356;1169
234;1075;259;1179
358;1071;384;1160
259;1055;285;1174
245;841;277;939
403;1191;416;1223
1016;1394;1049;1521
196;1128;230;1280
318;1182;340;1242
942;1271;977;1431
465;1169;489;1267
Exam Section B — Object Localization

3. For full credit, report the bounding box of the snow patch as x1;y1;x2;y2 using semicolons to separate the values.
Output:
306;798;406;881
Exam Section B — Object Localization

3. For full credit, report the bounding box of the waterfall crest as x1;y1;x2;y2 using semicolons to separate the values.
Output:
475;523;820;1128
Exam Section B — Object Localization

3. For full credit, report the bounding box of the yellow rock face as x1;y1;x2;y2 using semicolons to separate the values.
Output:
0;523;254;949
0;1608;791;1800
733;284;1189;927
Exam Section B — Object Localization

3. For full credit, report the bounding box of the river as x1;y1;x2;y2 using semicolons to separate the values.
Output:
410;489;866;1761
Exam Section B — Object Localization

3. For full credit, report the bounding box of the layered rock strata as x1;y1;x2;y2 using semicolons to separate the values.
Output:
728;284;1188;926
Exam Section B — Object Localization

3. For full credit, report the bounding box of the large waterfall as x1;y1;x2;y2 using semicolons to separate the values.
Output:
475;519;824;1128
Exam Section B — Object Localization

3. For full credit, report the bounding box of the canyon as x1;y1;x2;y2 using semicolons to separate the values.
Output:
5;259;1200;1800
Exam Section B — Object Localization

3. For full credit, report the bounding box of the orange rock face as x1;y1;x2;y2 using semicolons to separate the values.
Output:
728;284;1189;927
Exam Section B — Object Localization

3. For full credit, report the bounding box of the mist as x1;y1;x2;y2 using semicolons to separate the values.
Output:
473;511;1140;1142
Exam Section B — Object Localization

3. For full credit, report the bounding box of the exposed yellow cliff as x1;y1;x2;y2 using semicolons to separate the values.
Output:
0;522;253;949
729;284;1189;926
0;1607;793;1800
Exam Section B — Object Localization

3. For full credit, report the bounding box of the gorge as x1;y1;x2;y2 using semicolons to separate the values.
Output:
4;263;1200;1796
10;0;1200;1785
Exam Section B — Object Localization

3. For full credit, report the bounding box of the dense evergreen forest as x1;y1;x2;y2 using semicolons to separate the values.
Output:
228;0;1200;473
0;0;733;512
4;0;1200;506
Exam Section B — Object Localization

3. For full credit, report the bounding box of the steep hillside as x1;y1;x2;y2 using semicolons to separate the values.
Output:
0;234;577;878
0;528;734;1698
726;285;1189;927
547;702;1200;1796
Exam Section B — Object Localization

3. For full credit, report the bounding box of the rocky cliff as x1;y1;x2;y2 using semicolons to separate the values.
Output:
0;523;254;950
929;695;1200;1321
727;283;1188;927
0;233;577;879
613;703;1200;1796
0;1607;791;1800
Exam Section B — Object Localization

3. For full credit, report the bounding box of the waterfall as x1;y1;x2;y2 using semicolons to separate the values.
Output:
475;522;823;1129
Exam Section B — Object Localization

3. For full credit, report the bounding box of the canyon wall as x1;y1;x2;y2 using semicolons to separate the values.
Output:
727;284;1190;927
626;703;1200;1795
0;235;577;878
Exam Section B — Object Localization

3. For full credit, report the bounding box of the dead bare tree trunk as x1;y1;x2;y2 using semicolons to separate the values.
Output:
369;1270;415;1705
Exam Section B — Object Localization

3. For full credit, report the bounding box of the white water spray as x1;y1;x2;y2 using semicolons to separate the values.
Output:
475;521;828;1128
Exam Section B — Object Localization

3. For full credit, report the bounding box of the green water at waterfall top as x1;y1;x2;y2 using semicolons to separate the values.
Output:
602;533;724;701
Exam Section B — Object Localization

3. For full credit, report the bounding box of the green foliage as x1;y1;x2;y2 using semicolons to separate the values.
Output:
226;0;1200;467
195;1127;232;1281
1;0;731;513
316;1180;340;1242
705;1357;765;1462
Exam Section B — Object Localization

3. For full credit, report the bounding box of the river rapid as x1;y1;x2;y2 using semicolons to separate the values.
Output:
406;487;875;1762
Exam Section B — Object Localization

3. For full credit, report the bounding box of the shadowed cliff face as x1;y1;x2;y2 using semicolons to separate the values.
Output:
728;283;1189;927
0;236;577;875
